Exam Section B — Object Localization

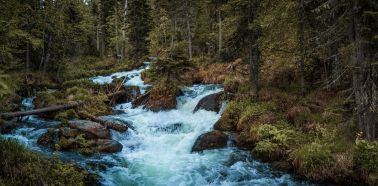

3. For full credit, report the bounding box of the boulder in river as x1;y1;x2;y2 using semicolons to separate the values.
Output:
191;130;228;152
132;91;177;112
38;124;123;154
193;92;224;113
68;120;111;139
90;139;123;153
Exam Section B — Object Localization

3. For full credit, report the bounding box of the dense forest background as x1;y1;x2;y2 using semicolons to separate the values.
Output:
0;0;377;185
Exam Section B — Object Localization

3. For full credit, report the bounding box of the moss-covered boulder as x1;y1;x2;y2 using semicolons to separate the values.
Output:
38;120;122;154
191;130;229;152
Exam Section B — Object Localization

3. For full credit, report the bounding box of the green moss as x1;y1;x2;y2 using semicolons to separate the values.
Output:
55;109;79;126
0;138;95;186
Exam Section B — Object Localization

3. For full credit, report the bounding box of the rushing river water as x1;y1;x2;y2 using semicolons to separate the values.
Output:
2;62;313;186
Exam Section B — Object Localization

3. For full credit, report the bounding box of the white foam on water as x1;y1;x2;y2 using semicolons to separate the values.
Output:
99;83;310;186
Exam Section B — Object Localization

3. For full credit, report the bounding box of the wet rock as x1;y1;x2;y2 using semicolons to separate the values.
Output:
225;152;250;167
151;123;183;133
109;86;141;105
193;92;224;113
0;121;18;134
271;161;292;171
191;130;228;152
38;126;123;154
37;128;61;148
90;139;123;153
132;92;177;112
68;120;111;139
113;109;126;115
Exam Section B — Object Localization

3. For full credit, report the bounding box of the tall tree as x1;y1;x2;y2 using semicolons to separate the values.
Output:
127;0;151;59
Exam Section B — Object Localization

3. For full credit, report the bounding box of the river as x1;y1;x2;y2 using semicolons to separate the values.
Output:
2;62;312;186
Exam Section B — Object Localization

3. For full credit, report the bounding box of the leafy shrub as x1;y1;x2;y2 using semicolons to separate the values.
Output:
251;124;294;160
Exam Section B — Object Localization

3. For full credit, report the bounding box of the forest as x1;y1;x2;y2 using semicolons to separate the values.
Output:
0;0;377;185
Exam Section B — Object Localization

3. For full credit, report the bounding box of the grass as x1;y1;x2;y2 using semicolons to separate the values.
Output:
0;138;97;186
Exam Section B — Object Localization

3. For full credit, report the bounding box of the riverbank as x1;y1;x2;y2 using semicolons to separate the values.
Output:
0;138;98;185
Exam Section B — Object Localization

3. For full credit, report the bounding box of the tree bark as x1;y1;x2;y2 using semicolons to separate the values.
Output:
298;0;306;95
351;3;378;140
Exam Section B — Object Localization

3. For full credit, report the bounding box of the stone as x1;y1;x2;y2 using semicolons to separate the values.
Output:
191;130;228;152
193;92;224;113
90;139;123;153
68;120;111;139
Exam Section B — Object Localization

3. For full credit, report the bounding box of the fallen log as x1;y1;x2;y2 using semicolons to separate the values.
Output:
0;101;85;119
78;111;128;132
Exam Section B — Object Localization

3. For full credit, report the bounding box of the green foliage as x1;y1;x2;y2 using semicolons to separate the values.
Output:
145;57;193;84
252;124;294;158
290;141;333;170
353;139;378;173
0;138;94;186
55;109;79;125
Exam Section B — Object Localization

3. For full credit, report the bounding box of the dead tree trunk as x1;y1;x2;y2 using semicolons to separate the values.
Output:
0;101;85;119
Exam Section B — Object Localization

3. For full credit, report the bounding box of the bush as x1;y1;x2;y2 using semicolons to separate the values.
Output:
0;138;96;186
251;124;294;160
353;139;378;185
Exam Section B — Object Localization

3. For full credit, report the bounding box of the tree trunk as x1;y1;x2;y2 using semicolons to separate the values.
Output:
185;0;192;60
96;25;100;52
115;5;120;58
26;42;30;73
351;5;378;140
0;101;85;119
218;9;222;56
298;0;306;95
250;44;260;97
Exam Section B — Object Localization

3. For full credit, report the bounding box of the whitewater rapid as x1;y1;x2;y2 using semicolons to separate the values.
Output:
2;62;312;186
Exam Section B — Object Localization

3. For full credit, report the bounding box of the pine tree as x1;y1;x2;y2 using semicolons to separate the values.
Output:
127;0;151;59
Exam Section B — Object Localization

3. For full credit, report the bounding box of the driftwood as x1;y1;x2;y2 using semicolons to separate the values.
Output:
78;111;128;132
0;101;85;119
